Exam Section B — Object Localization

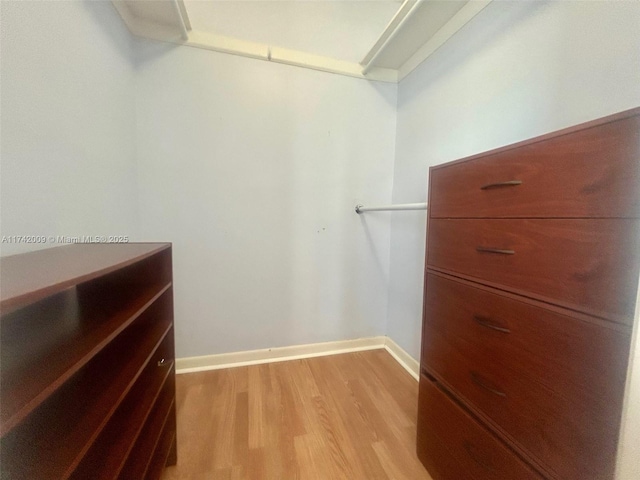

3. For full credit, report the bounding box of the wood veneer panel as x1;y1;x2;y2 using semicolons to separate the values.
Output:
418;108;640;480
0;282;171;436
68;358;175;479
429;109;640;219
427;218;640;323
0;243;170;313
416;375;542;480
422;273;631;407
146;419;177;480
121;394;175;480
421;274;630;480
0;294;172;480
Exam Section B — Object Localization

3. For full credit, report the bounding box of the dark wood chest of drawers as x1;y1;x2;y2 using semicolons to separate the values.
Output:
417;108;640;480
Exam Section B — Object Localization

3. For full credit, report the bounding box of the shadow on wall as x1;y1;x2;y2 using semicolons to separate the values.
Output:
81;0;136;61
83;0;183;67
366;77;400;109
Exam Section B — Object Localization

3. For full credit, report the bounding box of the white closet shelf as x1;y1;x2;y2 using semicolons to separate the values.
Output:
361;0;492;82
112;0;191;43
110;0;491;84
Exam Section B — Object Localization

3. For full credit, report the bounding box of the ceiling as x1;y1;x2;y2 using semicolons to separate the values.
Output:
112;0;492;83
185;1;402;64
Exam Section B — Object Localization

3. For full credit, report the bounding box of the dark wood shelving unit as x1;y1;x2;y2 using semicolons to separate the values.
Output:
69;363;175;479
120;392;176;479
0;243;177;479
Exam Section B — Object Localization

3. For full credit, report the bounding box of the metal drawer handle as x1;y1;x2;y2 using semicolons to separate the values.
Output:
476;246;515;255
157;358;167;367
463;441;494;471
470;371;506;397
480;180;522;190
473;315;511;334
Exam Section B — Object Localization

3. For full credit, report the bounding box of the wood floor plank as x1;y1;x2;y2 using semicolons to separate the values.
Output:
248;448;266;480
273;363;306;438
233;391;249;472
209;370;236;472
307;356;388;479
162;350;433;480
177;375;219;476
284;360;322;436
270;363;303;478
373;440;420;480
294;433;333;480
247;365;266;450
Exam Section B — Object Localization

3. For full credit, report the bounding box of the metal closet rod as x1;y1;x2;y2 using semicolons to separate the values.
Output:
355;203;428;214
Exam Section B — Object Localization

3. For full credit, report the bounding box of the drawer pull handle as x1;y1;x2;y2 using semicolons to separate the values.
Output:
463;441;494;471
470;371;506;397
157;358;167;367
473;315;511;334
476;246;515;255
480;180;522;190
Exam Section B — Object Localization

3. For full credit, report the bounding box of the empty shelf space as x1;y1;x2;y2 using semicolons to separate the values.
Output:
120;393;176;479
69;361;175;479
0;281;171;435
0;298;173;480
146;419;177;479
0;243;171;313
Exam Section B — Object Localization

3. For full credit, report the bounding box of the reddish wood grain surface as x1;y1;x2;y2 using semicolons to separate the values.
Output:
421;273;630;480
417;375;543;480
418;107;640;480
429;109;640;219
0;244;176;480
0;243;170;313
427;218;640;324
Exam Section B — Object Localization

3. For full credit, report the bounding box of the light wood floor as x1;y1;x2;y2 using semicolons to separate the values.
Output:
161;349;433;480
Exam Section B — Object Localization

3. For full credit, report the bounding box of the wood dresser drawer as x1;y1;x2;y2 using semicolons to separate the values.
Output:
421;273;630;480
429;113;640;219
427;218;640;323
417;374;543;480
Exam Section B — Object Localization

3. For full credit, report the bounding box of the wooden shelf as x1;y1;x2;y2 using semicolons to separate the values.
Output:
110;0;493;83
146;420;178;480
0;244;176;479
0;243;170;314
1;300;172;479
1;282;170;435
120;391;176;479
69;362;175;479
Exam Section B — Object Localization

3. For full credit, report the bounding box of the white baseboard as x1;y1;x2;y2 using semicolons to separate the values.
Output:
383;337;420;381
176;335;419;381
176;336;386;374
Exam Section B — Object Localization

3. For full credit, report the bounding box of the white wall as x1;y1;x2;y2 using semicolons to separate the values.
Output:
387;0;640;360
0;0;138;256
133;40;397;358
387;1;640;477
